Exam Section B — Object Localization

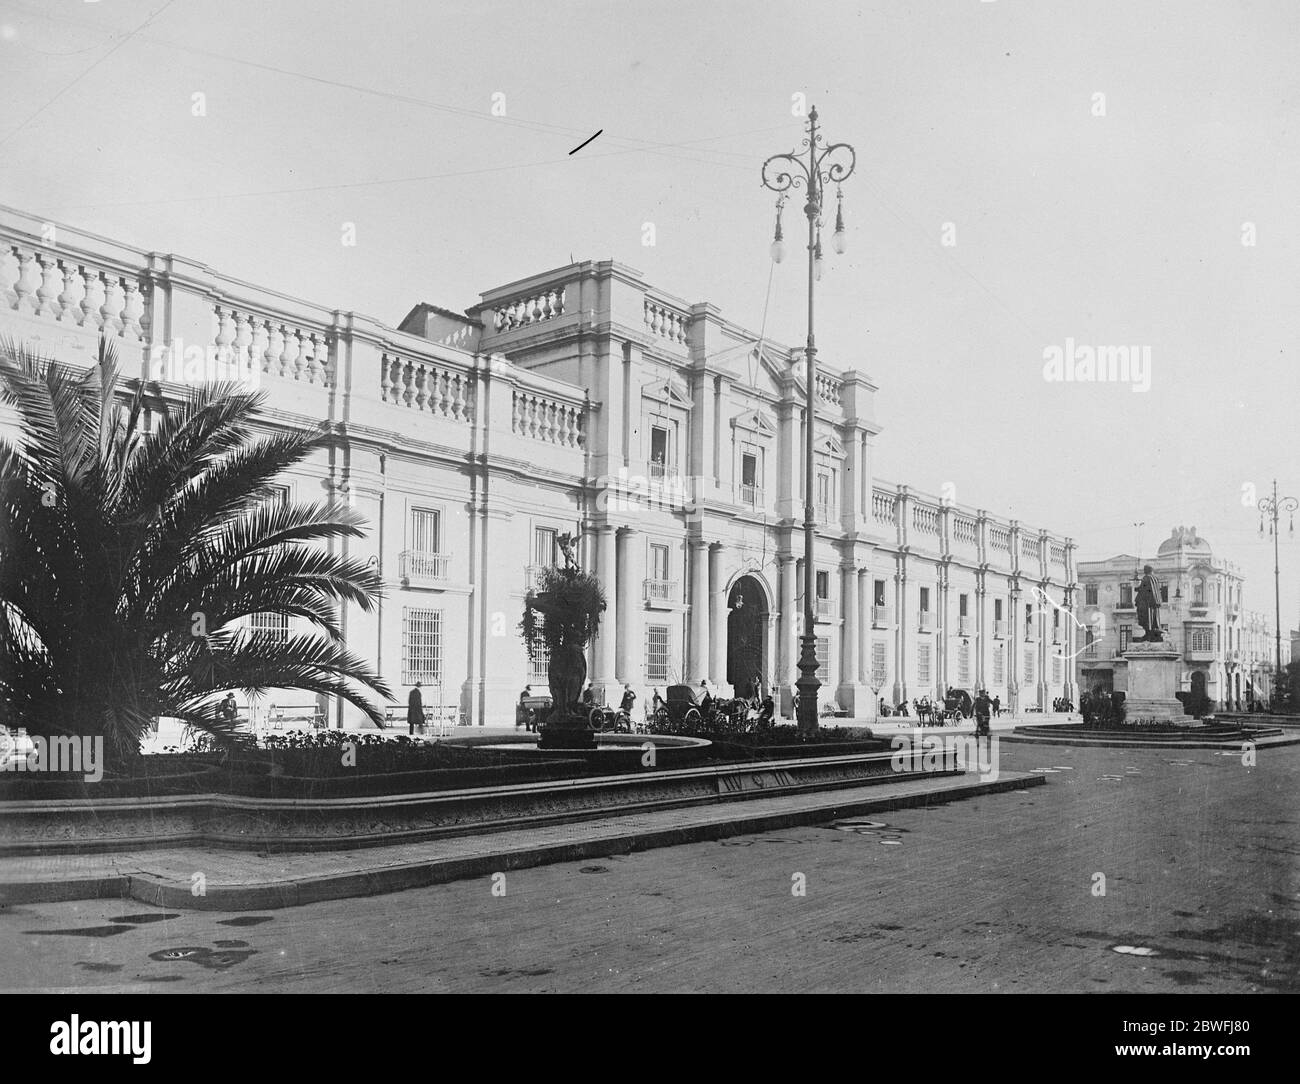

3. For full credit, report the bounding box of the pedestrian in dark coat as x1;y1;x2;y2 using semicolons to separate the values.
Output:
407;682;424;736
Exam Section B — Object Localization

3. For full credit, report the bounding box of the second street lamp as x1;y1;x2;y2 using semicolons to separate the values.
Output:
761;106;856;734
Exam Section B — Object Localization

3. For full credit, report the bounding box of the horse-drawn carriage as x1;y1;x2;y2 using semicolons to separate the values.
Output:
652;684;757;734
913;689;974;726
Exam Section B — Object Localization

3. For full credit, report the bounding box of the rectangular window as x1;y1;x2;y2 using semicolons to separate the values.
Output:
534;526;558;567
816;472;831;518
1085;628;1096;657
874;579;886;608
871;641;887;687
1084;583;1098;605
994;598;1003;621
1120;583;1133;607
741;453;757;486
650;426;669;476
957;641;971;685
992;644;1005;684
249;610;289;645
1160;583;1169;603
1025;603;1034;637
920;587;931;613
402;607;443;685
815;636;830;682
816;570;830;600
528;630;550;683
411;508;441;554
1024;647;1035;683
646;624;671;683
1119;625;1131;653
1052;653;1063;684
959;593;968;618
650;543;670;583
1190;627;1213;652
917;642;932;685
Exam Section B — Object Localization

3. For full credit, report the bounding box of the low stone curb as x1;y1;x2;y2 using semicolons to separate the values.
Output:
0;772;1042;911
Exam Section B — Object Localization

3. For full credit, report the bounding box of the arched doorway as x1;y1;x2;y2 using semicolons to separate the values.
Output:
727;575;769;698
1190;669;1208;715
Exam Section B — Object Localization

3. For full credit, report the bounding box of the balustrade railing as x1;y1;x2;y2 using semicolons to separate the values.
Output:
214;305;333;387
493;287;565;332
872;490;897;526
643;298;688;345
399;550;450;585
2;243;150;340
815;372;843;406
381;350;474;421
512;387;584;448
643;578;678;603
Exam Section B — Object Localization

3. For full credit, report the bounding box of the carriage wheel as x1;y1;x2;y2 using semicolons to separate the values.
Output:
653;707;669;727
588;708;604;731
685;708;703;729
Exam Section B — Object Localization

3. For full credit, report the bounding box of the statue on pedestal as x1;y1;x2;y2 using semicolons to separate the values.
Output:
1134;564;1164;643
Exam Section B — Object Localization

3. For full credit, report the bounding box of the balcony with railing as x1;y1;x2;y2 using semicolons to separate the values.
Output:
1186;646;1218;663
643;578;679;606
815;597;836;621
873;605;892;627
738;482;762;508
816;502;834;523
400;550;451;587
957;617;972;637
918;611;934;631
994;620;1007;639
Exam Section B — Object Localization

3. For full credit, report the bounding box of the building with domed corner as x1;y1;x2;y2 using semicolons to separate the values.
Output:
1073;525;1282;711
0;203;1078;730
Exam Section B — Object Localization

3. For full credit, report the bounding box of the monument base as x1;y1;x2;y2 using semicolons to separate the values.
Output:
1120;643;1186;724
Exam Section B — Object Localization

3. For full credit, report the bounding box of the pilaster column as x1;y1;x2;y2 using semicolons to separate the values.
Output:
687;539;709;683
593;526;617;686
708;542;728;690
779;553;797;714
893;563;908;705
857;569;870;692
616;528;643;687
837;561;864;713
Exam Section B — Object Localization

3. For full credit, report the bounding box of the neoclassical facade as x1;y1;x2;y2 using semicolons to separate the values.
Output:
1074;526;1283;709
0;204;1077;727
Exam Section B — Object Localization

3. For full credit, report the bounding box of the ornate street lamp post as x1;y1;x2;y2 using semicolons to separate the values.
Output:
762;107;855;734
1258;479;1297;708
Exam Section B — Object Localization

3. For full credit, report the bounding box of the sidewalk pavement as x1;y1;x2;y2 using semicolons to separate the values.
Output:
0;769;1041;911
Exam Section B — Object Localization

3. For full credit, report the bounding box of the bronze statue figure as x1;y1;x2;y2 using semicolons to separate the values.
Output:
1134;564;1164;642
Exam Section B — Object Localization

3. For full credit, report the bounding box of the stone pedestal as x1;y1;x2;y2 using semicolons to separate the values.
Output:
1120;643;1185;723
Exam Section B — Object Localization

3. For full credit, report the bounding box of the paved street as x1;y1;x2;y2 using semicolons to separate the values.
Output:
3;741;1297;993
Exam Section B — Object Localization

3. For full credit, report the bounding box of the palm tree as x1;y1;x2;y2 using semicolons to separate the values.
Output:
0;336;392;766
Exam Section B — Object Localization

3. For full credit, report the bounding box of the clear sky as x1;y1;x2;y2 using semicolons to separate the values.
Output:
2;0;1297;630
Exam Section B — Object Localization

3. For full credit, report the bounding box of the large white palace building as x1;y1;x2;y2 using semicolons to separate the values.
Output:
0;204;1079;728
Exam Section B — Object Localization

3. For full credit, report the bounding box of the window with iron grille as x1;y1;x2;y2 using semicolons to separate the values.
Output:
646;624;671;683
1023;647;1035;683
815;636;830;681
917;642;931;685
1120;582;1133;607
992;643;1004;684
871;641;887;687
528;629;550;683
1119;625;1131;653
816;570;830;600
249;610;289;644
411;508;441;553
957;641;970;685
1084;583;1098;605
534;527;558;567
402;607;443;685
1052;652;1063;684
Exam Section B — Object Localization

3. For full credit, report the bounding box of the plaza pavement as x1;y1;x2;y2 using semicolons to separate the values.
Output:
2;738;1296;993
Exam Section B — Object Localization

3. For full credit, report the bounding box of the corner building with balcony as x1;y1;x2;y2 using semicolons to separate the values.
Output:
0;205;1077;728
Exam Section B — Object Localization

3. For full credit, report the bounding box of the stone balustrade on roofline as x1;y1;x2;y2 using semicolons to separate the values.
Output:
464;257;857;412
867;478;1073;573
0;204;590;469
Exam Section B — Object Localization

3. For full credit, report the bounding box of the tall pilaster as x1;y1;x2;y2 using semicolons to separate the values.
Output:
687;539;709;683
837;560;865;713
779;553;797;715
708;542;728;690
593;525;617;689
616;527;643;689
